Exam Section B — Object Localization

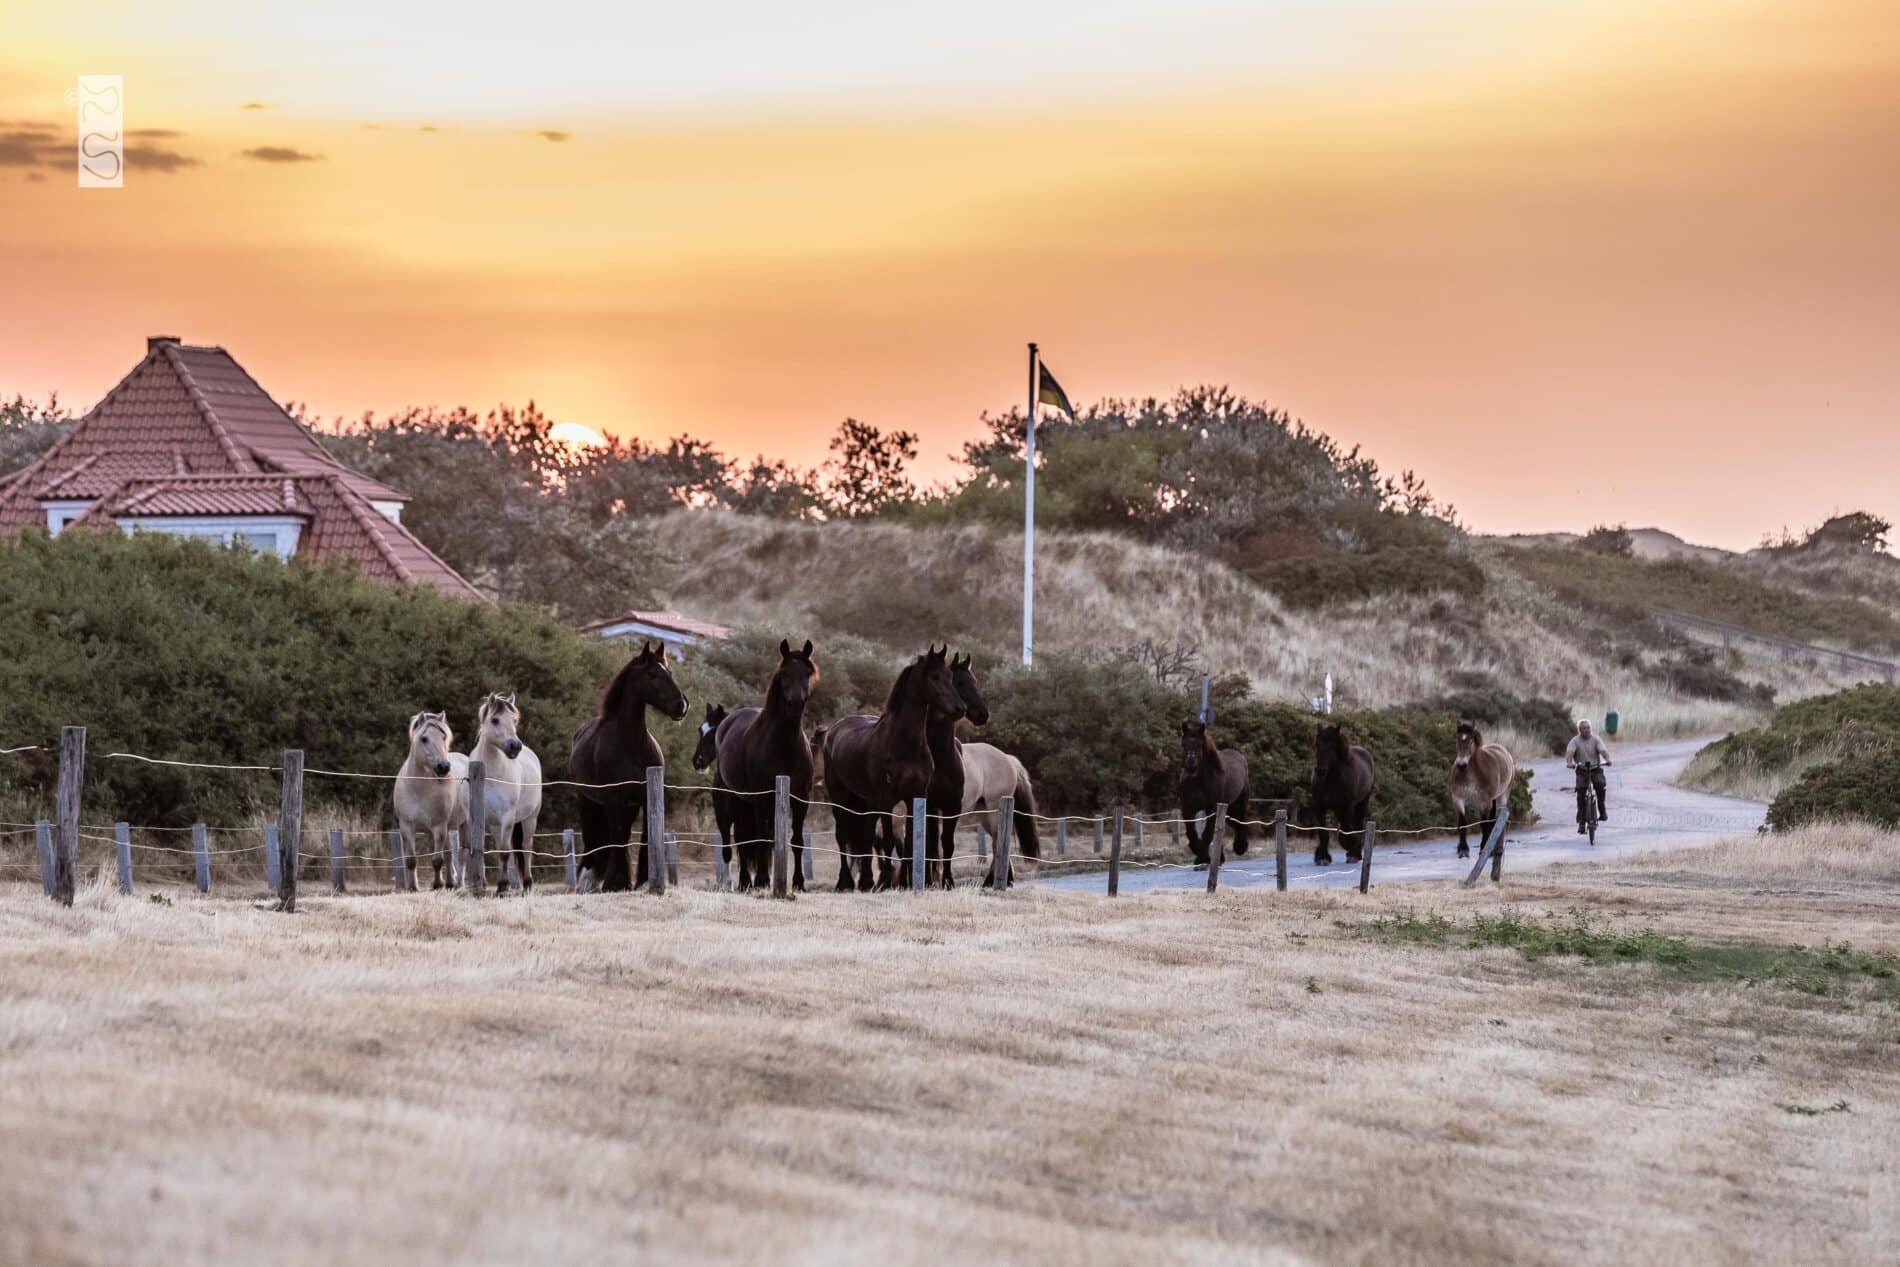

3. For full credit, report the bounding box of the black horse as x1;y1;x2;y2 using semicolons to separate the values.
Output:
913;652;990;889
568;642;689;891
1178;719;1250;865
714;640;819;892
823;645;963;891
1308;722;1375;866
692;702;728;772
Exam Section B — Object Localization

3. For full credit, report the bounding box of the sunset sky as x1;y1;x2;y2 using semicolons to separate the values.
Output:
2;0;1895;548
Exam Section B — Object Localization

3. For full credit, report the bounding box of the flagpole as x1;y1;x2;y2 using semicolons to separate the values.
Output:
1023;342;1039;668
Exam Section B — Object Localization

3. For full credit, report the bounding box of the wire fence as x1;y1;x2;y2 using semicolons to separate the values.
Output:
6;730;1539;906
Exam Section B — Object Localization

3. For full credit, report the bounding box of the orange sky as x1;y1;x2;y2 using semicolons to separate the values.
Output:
2;0;1896;548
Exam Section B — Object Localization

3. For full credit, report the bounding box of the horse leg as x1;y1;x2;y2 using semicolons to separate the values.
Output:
514;817;535;894
1455;800;1470;859
833;804;858;892
1313;813;1333;866
1229;795;1251;856
939;809;958;890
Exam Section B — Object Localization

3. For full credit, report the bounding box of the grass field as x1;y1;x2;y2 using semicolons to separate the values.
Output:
2;828;1896;1266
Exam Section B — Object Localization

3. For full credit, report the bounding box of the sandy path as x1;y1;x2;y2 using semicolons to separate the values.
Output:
1041;735;1765;895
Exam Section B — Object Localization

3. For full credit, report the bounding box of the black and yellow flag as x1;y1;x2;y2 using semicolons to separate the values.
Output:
1036;362;1076;419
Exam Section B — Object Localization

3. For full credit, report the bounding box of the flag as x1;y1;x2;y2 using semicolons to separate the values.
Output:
1036;362;1076;419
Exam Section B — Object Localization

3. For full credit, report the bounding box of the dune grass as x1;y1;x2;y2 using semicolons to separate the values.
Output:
2;824;1896;1265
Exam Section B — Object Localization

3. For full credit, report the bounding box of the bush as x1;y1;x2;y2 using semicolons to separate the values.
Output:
1424;671;1574;753
1695;684;1900;785
1577;524;1634;557
0;530;687;828
1648;652;1774;706
1768;752;1900;831
1247;545;1485;610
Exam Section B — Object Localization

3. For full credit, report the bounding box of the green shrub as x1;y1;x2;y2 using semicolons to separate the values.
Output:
1577;524;1635;558
1247;545;1485;610
1649;653;1774;707
1695;684;1900;787
1767;753;1900;831
1424;671;1574;753
0;530;712;827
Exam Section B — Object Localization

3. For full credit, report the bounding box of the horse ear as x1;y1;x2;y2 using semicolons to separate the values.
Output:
780;638;792;657
801;639;813;659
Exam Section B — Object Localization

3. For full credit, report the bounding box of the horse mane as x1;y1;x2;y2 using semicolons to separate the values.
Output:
883;659;921;713
1457;720;1484;748
599;656;648;719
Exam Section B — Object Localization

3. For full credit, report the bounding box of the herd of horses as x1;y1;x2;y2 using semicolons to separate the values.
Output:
391;640;1517;893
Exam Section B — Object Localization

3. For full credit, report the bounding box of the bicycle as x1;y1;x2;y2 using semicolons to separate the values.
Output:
1574;761;1603;846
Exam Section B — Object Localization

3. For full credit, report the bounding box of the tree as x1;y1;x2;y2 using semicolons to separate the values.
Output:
821;418;918;519
1806;512;1890;553
727;456;820;519
1577;524;1635;557
0;394;71;476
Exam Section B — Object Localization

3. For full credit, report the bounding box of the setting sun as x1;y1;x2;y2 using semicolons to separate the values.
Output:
549;422;607;450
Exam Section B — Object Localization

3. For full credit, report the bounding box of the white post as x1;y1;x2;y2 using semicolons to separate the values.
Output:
1022;342;1039;667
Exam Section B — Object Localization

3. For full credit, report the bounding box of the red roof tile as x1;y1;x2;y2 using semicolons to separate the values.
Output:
0;340;481;601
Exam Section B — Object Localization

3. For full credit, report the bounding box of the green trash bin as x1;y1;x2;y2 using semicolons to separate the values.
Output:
1604;709;1619;736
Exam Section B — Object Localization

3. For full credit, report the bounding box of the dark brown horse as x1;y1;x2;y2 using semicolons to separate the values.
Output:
569;642;689;891
1177;719;1250;865
714;640;819;892
823;645;963;891
692;702;734;872
913;652;991;888
1308;723;1375;866
1450;721;1515;859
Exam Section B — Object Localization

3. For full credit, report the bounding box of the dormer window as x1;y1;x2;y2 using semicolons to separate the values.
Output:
42;500;93;535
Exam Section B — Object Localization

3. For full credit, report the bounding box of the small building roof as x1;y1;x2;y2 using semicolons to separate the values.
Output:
580;609;732;642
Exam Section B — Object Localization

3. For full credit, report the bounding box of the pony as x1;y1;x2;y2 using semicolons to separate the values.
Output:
887;652;990;888
1177;719;1251;865
569;642;689;891
468;693;543;895
714;640;819;892
823;645;963;891
952;742;1041;889
392;711;469;890
1450;721;1515;859
692;703;728;772
1307;723;1375;866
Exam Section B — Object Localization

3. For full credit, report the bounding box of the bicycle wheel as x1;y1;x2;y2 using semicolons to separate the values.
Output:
1586;788;1598;846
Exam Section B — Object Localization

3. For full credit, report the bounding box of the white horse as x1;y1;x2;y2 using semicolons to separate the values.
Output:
469;692;544;895
393;712;470;890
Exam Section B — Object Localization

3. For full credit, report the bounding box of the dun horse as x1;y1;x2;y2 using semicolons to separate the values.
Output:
392;711;469;890
1450;721;1515;859
1177;719;1251;865
569;643;689;891
823;645;963;891
953;742;1040;888
1308;723;1375;865
714;640;819;892
469;693;544;894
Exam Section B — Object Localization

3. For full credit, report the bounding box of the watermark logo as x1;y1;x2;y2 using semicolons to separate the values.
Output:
68;75;123;187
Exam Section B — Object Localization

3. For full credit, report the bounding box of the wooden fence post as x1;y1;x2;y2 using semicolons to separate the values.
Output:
35;819;53;897
192;823;210;894
975;822;988;870
1274;809;1288;892
53;725;84;907
1092;816;1103;855
277;748;303;912
711;831;730;891
665;830;679;886
911;797;926;892
466;759;488;897
771;774;790;898
1359;821;1375;894
1108;807;1123;897
114;822;132;896
1169;815;1180;849
563;827;578;891
329;827;347;893
1464;800;1509;887
645;766;666;895
1055;818;1067;858
1490;799;1506;882
264;824;281;892
1134;812;1144;853
991;795;1014;889
386;827;403;891
1206;805;1226;894
803;828;814;885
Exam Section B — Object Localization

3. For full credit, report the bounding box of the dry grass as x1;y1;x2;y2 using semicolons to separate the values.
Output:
3;827;1897;1266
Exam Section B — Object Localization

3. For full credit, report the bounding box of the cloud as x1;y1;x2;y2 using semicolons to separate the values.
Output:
417;124;440;133
239;101;273;111
2;123;201;172
128;144;203;172
132;128;183;140
535;129;571;143
240;145;324;163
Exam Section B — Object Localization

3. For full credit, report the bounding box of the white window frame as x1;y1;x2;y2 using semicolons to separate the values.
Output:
115;515;305;559
42;500;93;535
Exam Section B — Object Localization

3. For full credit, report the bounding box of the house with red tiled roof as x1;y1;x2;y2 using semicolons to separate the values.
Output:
0;337;481;599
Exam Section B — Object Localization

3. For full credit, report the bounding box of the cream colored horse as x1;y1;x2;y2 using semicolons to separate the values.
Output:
393;712;470;890
953;741;1039;882
470;692;544;894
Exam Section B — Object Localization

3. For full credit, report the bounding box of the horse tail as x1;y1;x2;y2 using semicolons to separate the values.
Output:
1010;759;1040;859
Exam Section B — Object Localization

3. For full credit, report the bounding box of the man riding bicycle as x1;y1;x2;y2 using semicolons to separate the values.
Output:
1565;719;1612;833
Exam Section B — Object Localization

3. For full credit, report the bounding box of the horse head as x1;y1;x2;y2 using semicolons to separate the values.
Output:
408;711;455;777
1315;723;1350;779
948;652;989;726
772;638;820;715
1180;718;1212;776
692;702;728;771
916;643;965;720
478;692;525;759
1454;720;1483;770
603;641;690;723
